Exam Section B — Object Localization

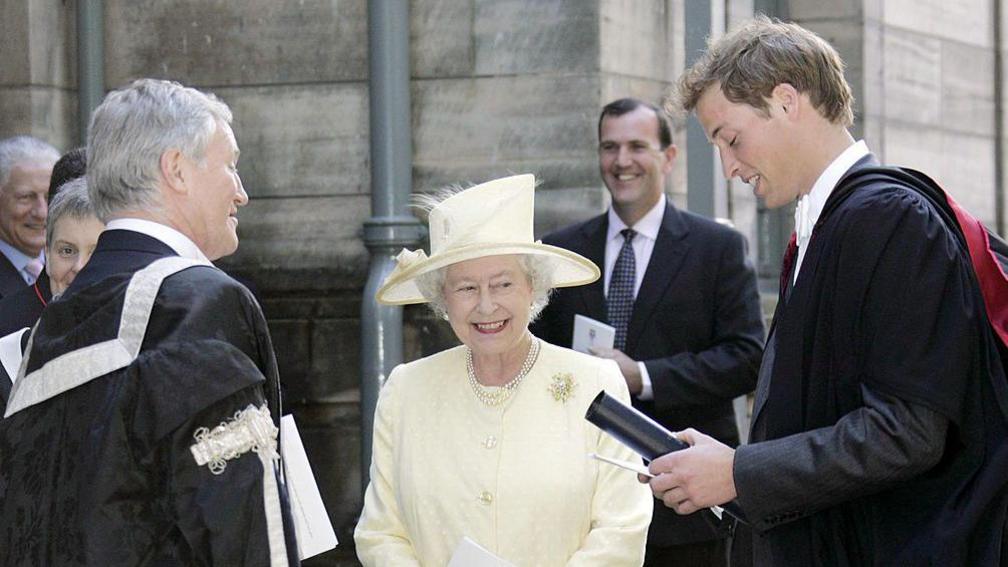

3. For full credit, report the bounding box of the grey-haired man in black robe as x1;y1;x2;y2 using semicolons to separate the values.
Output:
0;79;299;565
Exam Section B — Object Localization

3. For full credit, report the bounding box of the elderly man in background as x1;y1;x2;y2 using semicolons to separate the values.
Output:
0;78;299;565
0;146;89;337
0;136;59;298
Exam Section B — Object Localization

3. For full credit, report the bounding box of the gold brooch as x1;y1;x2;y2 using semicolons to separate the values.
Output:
548;373;576;403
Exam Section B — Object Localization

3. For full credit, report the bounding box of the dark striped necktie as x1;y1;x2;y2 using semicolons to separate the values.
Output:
607;228;636;350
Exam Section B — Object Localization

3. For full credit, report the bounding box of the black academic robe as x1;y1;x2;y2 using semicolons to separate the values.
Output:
735;158;1008;566
0;229;299;565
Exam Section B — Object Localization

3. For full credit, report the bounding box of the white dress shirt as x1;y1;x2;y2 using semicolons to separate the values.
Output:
792;140;870;283
104;218;211;264
604;194;666;401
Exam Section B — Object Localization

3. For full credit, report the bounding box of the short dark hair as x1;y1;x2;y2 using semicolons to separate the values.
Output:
48;147;87;204
598;98;672;149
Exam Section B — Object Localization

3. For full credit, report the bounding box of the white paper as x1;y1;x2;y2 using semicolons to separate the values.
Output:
571;314;615;354
0;328;27;383
447;537;516;567
280;414;338;560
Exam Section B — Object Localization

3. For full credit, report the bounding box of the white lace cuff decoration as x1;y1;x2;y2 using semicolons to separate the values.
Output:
190;404;279;475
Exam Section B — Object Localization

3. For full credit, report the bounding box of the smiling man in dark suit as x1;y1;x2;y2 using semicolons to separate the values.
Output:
530;97;764;566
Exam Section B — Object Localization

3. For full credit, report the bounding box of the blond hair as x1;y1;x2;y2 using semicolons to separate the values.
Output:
674;16;854;126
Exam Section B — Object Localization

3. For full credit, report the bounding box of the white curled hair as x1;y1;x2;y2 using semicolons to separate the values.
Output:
0;136;59;188
415;254;554;322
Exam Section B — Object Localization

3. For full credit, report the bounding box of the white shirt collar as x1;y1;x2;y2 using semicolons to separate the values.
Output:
0;239;42;274
105;218;211;263
794;140;870;247
607;194;666;242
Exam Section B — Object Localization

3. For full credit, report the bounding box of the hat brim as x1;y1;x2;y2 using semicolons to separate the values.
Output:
375;242;600;305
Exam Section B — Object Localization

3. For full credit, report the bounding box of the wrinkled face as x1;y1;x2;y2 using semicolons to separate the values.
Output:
598;107;676;215
695;85;797;208
180;122;247;260
443;255;534;359
0;162;52;255
46;214;105;295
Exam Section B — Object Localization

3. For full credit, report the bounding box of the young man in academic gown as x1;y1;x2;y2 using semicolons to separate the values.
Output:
0;79;300;565
644;17;1008;566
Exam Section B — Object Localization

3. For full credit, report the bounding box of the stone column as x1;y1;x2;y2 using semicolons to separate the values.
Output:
0;0;76;149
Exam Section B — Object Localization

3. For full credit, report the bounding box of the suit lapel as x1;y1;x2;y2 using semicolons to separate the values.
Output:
624;203;689;354
574;215;609;323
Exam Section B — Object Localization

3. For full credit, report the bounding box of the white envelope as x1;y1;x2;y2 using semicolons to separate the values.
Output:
281;414;338;560
447;537;516;567
571;314;615;354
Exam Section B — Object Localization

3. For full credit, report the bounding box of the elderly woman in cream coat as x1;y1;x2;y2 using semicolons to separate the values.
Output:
354;174;652;566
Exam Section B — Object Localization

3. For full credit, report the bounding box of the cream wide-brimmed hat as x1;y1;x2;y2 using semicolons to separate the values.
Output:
375;174;600;305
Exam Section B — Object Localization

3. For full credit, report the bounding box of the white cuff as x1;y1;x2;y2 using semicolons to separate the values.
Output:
636;361;653;401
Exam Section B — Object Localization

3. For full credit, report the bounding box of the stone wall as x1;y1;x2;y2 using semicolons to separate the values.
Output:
0;0;77;149
791;0;1004;229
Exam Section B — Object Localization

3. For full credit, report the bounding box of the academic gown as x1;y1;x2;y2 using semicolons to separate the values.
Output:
0;229;299;566
734;158;1008;566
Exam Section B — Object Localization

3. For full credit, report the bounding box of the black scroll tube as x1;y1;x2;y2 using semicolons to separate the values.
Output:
585;390;746;523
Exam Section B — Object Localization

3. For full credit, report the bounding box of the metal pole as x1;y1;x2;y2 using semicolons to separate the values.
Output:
76;0;105;145
684;0;715;217
360;0;424;492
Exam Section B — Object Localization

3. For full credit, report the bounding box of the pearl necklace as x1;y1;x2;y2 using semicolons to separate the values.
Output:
466;337;541;407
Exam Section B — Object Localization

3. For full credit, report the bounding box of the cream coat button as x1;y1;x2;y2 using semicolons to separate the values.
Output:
479;491;493;505
483;436;497;449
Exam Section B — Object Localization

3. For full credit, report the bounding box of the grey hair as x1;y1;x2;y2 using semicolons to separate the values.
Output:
86;78;233;222
46;177;98;246
0;136;59;189
45;177;97;246
415;253;555;322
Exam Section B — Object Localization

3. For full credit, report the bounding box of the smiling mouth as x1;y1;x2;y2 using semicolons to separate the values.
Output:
473;320;508;334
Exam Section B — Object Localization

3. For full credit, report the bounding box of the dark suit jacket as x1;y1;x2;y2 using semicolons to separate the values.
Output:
531;202;765;546
0;252;26;300
0;275;50;336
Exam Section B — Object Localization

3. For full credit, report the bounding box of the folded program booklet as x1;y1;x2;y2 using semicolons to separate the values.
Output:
281;414;339;559
572;314;615;354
